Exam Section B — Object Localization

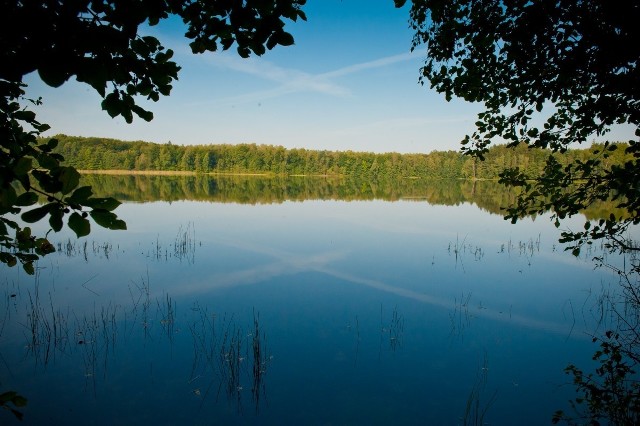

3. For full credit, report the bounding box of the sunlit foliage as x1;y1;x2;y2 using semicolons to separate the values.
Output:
0;0;307;273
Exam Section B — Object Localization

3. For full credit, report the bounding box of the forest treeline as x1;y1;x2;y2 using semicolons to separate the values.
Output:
79;172;625;221
80;173;520;214
49;134;633;179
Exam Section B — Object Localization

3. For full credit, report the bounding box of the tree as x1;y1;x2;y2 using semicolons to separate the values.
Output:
0;0;307;273
396;0;639;254
395;1;639;422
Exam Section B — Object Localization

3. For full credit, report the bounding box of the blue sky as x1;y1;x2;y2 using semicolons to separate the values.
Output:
24;0;636;154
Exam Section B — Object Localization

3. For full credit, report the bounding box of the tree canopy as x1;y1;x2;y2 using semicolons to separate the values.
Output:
0;0;306;273
396;0;640;422
396;0;639;254
46;134;632;184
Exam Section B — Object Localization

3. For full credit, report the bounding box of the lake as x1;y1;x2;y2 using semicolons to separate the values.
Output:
0;176;632;425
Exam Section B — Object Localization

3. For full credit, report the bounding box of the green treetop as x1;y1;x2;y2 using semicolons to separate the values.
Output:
397;0;640;255
0;0;307;273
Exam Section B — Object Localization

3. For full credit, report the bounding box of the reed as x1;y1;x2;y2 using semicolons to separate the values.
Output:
461;353;498;426
158;294;176;344
449;292;472;342
173;222;197;263
187;306;271;414
379;304;404;355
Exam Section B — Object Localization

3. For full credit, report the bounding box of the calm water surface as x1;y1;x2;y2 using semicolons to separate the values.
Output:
0;177;632;425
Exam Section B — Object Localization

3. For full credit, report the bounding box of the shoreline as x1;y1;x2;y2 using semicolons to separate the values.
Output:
78;170;351;178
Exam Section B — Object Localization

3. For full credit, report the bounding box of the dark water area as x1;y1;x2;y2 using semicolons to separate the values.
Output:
1;176;633;425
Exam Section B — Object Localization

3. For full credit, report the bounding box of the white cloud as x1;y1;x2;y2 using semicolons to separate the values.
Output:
319;52;418;78
203;51;421;104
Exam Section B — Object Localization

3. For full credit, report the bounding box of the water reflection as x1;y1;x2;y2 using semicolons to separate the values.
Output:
47;228;597;336
2;176;635;424
79;173;628;222
2;272;274;418
380;305;404;355
187;305;272;415
35;220;609;337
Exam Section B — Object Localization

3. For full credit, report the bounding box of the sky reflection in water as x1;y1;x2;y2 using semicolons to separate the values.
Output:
1;197;632;425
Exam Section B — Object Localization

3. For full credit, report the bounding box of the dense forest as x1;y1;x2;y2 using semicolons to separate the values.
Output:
49;135;633;180
79;174;625;221
81;173;513;209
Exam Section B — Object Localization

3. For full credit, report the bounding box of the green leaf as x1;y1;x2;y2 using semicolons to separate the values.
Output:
37;153;59;170
0;186;18;209
68;186;93;203
275;31;295;47
35;122;51;132
101;92;122;118
90;210;127;230
84;197;121;211
266;35;278;50
38;66;69;87
35;238;55;255
0;391;17;403
12;395;28;408
59;167;80;195
68;212;91;238
14;110;36;122
15;192;38;207
5;254;17;267
23;261;35;275
49;208;63;232
2;217;18;231
16;227;31;242
131;105;154;122
13;157;32;176
21;205;51;223
17;173;31;192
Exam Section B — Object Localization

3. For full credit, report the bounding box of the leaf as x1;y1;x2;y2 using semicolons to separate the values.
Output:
13;157;32;175
68;186;93;203
58;167;80;195
0;186;18;209
5;255;17;267
23;261;35;275
101;92;122;118
37;153;59;170
12;395;28;408
17;173;31;192
0;391;17;403
49;208;63;232
38;66;70;87
35;238;55;255
266;35;278;50
131;105;154;122
16;227;31;242
275;31;295;47
90;210;127;230
84;197;121;211
15;192;38;207
68;212;91;238
35;122;51;132
13;110;36;122
21;205;51;223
